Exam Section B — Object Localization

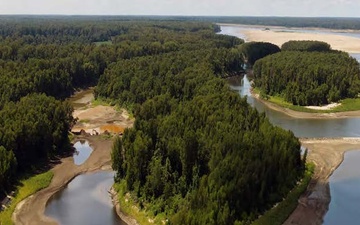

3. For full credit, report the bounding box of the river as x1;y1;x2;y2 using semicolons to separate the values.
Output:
228;75;360;138
45;171;126;225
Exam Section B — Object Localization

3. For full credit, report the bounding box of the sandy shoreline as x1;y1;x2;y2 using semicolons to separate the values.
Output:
13;136;114;225
252;92;360;119
219;23;360;53
284;138;360;225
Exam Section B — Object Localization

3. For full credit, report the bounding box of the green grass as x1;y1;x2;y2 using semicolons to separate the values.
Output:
79;119;90;123
0;171;53;225
94;41;113;46
254;88;360;113
251;163;315;225
114;181;165;225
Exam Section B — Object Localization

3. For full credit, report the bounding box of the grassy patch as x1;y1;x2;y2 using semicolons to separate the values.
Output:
251;163;315;225
94;41;113;46
0;171;54;225
79;119;90;123
91;98;112;107
254;88;360;113
114;181;165;225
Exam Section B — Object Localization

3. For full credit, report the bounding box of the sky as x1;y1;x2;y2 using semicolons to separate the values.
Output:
0;0;359;17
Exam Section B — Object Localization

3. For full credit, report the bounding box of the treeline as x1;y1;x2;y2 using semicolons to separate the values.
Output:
238;42;280;65
281;40;331;52
202;16;360;30
0;94;74;193
253;50;360;106
103;23;305;224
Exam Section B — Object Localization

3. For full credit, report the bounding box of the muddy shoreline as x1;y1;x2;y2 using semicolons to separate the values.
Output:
13;136;115;225
284;138;360;225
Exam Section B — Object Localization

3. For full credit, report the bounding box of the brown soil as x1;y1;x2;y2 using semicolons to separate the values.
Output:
71;91;134;135
12;90;135;225
284;138;360;225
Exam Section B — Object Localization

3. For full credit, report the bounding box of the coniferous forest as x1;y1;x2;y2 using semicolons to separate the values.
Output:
0;16;304;225
253;41;360;106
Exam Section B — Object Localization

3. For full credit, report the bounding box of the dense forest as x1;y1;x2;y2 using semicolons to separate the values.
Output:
0;16;305;225
201;16;360;30
238;42;280;65
281;40;331;52
253;48;360;106
95;20;305;224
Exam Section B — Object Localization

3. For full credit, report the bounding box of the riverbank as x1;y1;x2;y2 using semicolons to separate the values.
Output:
284;138;360;225
252;92;360;119
12;136;115;225
12;89;135;225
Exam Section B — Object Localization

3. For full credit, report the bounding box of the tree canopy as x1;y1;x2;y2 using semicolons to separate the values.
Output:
253;51;360;106
238;42;281;65
0;16;305;225
99;21;305;224
281;40;331;52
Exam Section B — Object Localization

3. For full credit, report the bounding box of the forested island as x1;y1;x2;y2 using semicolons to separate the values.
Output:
0;16;305;225
253;40;360;107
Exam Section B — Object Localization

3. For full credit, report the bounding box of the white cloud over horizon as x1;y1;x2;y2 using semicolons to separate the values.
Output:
0;0;359;17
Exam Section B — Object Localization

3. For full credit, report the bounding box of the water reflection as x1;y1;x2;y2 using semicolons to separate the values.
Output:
45;171;125;225
324;151;360;225
229;75;360;138
73;141;93;165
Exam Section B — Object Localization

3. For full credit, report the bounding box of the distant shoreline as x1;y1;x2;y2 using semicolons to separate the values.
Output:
219;23;360;53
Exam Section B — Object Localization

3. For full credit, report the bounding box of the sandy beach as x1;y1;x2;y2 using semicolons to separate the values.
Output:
252;92;360;119
220;24;360;53
284;138;360;225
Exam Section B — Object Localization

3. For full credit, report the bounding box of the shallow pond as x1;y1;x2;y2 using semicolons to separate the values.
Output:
73;140;93;165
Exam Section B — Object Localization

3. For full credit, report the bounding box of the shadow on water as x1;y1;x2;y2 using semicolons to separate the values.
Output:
323;150;360;225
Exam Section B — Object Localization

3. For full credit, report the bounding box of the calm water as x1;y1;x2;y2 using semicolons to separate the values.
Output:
73;141;93;165
45;171;126;225
228;75;360;138
323;151;360;225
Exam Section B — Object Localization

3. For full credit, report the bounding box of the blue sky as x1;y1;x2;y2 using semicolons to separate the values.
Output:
0;0;359;17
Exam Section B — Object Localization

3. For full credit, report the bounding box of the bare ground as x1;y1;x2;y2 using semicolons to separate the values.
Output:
284;138;360;225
